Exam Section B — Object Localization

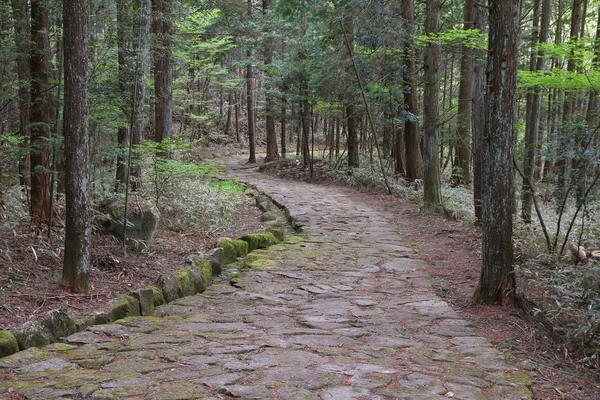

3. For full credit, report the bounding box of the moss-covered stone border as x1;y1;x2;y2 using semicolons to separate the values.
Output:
1;179;298;360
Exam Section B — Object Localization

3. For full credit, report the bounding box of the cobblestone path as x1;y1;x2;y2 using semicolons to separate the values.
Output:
0;161;531;399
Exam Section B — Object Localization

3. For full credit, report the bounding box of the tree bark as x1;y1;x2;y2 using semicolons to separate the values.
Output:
246;1;256;163
472;1;487;222
402;0;423;181
281;102;287;158
11;0;31;188
153;0;173;142
422;0;443;212
475;0;521;305
30;0;52;226
453;0;474;186
262;0;279;162
521;0;550;222
62;0;91;293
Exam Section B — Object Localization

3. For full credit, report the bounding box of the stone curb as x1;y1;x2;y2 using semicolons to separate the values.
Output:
0;183;294;360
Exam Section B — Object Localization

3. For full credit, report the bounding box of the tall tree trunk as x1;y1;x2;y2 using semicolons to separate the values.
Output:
341;12;359;168
453;0;474;186
263;0;279;162
235;91;240;142
475;0;521;305
346;102;358;167
62;0;91;292
30;0;52;226
225;90;232;136
472;1;487;222
281;102;287;158
521;0;550;222
11;0;31;188
246;0;256;163
153;0;173;142
402;0;423;181
422;0;443;212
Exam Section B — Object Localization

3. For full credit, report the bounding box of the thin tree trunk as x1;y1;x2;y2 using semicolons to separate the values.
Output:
555;0;583;210
118;0;150;190
246;1;256;162
472;1;487;222
522;0;550;222
62;0;91;292
402;0;423;181
11;0;31;188
422;0;443;212
30;0;52;226
153;0;173;142
453;0;474;186
225;90;232;136
281;103;287;158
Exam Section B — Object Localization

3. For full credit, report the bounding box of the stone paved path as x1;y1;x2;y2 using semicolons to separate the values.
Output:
0;160;531;399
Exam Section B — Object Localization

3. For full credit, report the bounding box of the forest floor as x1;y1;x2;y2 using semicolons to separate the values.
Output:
260;160;600;400
0;146;266;331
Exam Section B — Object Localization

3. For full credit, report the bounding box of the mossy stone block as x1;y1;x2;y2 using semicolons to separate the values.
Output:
11;321;53;350
175;269;196;297
71;316;94;332
0;330;19;358
217;237;238;265
176;267;208;297
255;194;275;212
92;311;110;325
147;285;166;307
193;258;213;284
232;239;249;257
157;274;180;303
260;211;278;222
42;309;76;339
240;232;280;251
267;227;285;242
133;287;156;316
109;295;140;322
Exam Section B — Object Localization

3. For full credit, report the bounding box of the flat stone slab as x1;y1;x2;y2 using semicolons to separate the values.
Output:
0;158;532;400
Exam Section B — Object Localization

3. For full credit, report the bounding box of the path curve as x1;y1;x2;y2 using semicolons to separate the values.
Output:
0;159;531;399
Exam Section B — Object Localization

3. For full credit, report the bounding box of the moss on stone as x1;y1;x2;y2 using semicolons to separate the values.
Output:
284;235;303;244
240;232;280;251
157;274;180;303
71;316;93;332
10;321;53;350
44;343;78;352
217;237;238;265
42;309;76;339
0;346;53;368
192;258;213;285
232;239;249;257
242;253;278;270
260;211;278;222
175;269;196;297
109;295;141;322
0;330;19;358
92;311;111;325
267;227;285;241
144;285;165;308
133;287;156;316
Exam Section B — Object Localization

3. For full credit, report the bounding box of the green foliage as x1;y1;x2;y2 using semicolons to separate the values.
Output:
128;137;214;208
208;180;245;194
416;29;487;49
